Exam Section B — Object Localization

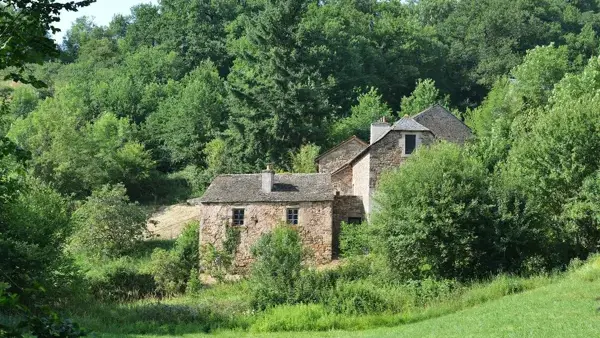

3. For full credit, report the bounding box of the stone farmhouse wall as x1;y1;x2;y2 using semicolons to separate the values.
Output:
369;130;435;190
199;201;333;271
331;166;353;195
317;138;366;174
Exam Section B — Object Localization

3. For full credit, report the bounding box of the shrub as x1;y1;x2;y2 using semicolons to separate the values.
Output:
404;278;458;306
325;280;409;315
173;221;200;273
148;221;200;295
0;177;80;304
199;244;232;283
372;142;496;281
250;226;305;310
186;268;202;294
71;183;148;258
339;221;372;257
149;248;188;296
88;263;157;302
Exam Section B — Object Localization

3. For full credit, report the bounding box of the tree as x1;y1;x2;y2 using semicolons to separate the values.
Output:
71;184;148;258
331;87;393;143
400;78;449;117
290;143;320;173
510;44;569;107
372;142;495;281
0;177;75;299
1;0;95;86
144;61;226;168
225;0;334;171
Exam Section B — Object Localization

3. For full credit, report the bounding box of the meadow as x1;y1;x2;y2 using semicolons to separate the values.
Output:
69;254;600;337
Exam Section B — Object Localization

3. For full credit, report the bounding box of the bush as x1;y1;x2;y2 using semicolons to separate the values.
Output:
88;262;157;302
339;221;372;257
148;221;200;295
372;142;496;281
250;226;305;310
149;248;188;296
71;184;148;258
325;280;410;315
199;244;232;283
0;177;78;303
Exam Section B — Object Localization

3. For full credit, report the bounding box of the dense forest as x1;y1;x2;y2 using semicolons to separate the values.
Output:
4;0;600;336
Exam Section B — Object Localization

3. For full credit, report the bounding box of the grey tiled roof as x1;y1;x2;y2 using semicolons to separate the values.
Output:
199;173;334;203
391;116;430;132
412;105;472;144
315;135;367;161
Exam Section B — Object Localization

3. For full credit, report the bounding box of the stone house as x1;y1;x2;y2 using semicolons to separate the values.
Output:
197;105;471;269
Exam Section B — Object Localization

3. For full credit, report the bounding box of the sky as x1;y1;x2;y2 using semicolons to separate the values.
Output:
53;0;157;43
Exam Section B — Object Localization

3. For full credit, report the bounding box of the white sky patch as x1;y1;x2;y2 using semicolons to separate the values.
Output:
53;0;158;43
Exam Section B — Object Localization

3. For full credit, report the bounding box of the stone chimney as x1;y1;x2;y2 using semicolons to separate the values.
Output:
370;116;390;144
262;164;274;193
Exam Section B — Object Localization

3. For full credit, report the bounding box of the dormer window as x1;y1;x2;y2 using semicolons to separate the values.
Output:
404;134;417;155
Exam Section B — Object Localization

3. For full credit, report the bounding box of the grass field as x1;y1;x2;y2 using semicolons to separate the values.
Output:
88;257;600;338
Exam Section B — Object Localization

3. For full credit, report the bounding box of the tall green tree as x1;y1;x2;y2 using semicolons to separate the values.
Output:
331;87;393;143
225;0;334;171
400;78;449;116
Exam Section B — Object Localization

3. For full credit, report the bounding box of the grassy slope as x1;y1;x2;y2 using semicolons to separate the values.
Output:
101;259;600;338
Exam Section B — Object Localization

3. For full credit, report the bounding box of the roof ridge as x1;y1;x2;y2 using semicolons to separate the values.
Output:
412;104;470;129
315;135;367;161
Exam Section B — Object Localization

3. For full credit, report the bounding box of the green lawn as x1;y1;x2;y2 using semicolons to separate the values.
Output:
96;259;600;338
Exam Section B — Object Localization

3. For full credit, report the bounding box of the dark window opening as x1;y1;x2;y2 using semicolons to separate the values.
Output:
347;217;362;225
232;208;245;226
287;208;299;225
405;134;416;155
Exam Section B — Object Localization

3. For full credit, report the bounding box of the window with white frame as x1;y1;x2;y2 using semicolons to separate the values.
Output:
232;208;245;226
286;208;299;225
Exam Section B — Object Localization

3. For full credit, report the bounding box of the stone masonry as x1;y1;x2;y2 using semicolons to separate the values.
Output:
199;201;333;270
317;136;367;174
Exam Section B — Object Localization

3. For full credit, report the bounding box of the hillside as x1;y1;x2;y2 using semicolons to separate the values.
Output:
97;258;600;338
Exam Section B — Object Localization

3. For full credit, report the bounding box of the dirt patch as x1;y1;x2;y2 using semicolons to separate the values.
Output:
147;203;201;240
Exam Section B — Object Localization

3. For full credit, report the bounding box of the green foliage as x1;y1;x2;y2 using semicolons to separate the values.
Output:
331;88;393;142
149;248;188;296
372;142;495;281
199;243;232;283
0;283;86;338
510;44;569;107
9;106;155;198
225;0;335;170
290;143;320;173
8;85;39;117
87;262;157;302
144;61;226;168
400;79;449;117
1;0;96;86
223;225;241;256
186;268;202;295
0;177;76;300
71;184;148;258
339;221;372;257
149;221;200;295
250;226;306;310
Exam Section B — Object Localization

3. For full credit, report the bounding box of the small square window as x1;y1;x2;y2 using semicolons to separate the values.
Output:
287;208;299;225
232;208;245;226
347;217;362;225
404;134;416;155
